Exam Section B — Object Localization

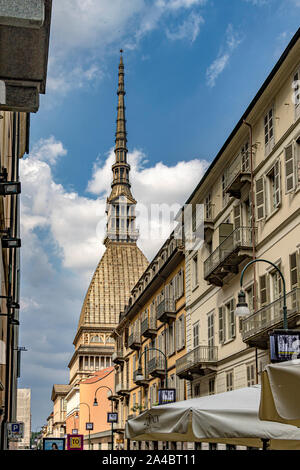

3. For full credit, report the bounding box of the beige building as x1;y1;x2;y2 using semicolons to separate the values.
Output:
50;385;71;438
112;232;186;450
178;27;300;429
16;389;31;449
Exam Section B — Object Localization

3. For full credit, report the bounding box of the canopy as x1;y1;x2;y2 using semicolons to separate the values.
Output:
259;359;300;427
126;386;300;449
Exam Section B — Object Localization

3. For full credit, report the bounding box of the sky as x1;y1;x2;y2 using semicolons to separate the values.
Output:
17;0;300;430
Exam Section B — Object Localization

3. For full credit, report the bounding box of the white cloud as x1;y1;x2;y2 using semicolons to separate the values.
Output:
243;0;269;4
206;24;243;87
47;0;207;95
29;136;67;165
166;11;204;42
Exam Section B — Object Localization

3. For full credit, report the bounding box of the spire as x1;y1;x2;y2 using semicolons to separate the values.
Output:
104;51;139;246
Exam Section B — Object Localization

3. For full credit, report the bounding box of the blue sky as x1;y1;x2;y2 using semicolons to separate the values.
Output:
18;0;300;430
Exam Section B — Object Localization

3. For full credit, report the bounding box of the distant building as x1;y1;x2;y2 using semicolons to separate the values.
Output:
16;389;31;449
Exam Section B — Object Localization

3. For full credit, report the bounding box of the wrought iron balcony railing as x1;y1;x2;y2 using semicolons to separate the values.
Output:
156;298;176;323
148;356;166;377
128;331;141;350
204;226;254;285
242;288;300;349
176;345;218;379
112;349;125;364
225;155;251;198
141;316;157;338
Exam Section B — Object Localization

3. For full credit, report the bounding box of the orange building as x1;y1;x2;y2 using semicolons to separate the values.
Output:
65;367;116;450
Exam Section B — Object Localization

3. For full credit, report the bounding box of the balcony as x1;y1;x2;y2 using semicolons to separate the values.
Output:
133;369;150;386
204;227;254;287
112;350;125;365
141;316;157;339
176;345;218;380
242;288;300;349
156;299;176;323
128;332;141;351
148;357;166;378
116;382;130;396
225;157;251;199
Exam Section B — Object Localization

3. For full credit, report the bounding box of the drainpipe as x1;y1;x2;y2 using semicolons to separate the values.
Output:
243;120;258;384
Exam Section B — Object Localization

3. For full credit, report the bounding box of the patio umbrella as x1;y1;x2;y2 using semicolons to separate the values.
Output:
259;359;300;427
126;385;300;449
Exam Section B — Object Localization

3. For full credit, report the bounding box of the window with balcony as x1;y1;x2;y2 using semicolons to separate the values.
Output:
264;106;275;155
271;264;283;302
259;274;270;307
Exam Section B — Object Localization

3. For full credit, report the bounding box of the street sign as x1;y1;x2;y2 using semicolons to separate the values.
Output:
72;428;78;434
158;389;176;405
67;434;84;451
270;329;300;362
86;422;94;431
7;422;24;440
107;412;118;423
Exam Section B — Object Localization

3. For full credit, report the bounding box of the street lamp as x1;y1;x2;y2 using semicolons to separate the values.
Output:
78;402;91;450
93;385;114;451
235;258;287;329
135;347;168;389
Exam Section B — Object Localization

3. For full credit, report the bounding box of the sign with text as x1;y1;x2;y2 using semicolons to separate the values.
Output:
7;422;24;440
67;434;84;451
107;412;118;423
72;429;78;435
85;422;94;431
158;389;176;405
270;329;300;362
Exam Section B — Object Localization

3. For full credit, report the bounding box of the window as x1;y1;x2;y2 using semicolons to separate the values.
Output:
209;378;215;395
207;311;214;348
219;306;225;344
264;107;275;154
266;160;281;213
293;69;300;119
226;371;233;391
225;299;236;340
247;364;255;386
176;314;185;351
222;173;229;207
245;284;255;315
241;141;250;172
259;274;269;306
205;193;212;219
193;321;199;348
285;143;297;193
194;383;200;397
255;176;265;221
290;253;299;289
192;255;198;288
167;322;175;356
271;265;282;301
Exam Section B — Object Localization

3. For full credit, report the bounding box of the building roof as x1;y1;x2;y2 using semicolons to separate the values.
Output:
76;242;148;330
80;366;114;384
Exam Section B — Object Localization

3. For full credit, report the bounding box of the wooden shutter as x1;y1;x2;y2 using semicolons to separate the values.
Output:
176;319;180;351
181;315;185;348
290;253;299;289
285;144;296;193
256;177;265;220
274;160;281;207
259;274;269;306
219;306;225;344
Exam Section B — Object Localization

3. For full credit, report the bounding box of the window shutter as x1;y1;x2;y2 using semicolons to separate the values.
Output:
181;315;185;348
176;319;179;351
274;160;281;207
256;177;265;221
219;307;225;344
285;144;296;193
259;274;269;306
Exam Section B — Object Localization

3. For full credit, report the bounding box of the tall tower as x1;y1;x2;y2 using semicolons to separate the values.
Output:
104;50;138;245
68;51;148;386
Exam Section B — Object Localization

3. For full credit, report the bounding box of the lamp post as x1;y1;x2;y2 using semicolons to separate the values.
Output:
78;402;91;450
93;385;114;451
235;258;287;330
135;347;168;389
